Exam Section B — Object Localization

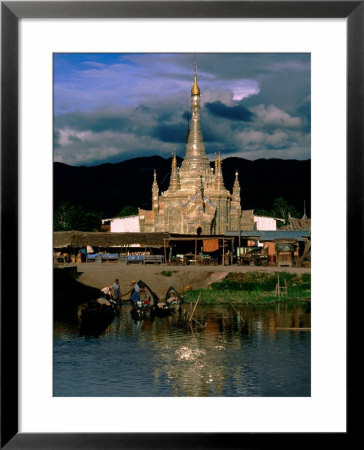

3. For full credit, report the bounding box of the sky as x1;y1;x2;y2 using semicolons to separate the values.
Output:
53;53;311;166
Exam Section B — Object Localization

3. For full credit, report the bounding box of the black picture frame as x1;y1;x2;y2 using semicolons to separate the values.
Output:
1;1;359;448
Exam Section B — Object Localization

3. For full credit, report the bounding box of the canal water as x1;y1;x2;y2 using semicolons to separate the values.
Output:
53;302;310;397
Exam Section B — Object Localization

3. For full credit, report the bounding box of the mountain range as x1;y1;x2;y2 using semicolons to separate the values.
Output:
54;156;311;219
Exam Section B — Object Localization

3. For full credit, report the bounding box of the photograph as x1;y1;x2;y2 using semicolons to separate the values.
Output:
53;52;311;397
2;0;356;444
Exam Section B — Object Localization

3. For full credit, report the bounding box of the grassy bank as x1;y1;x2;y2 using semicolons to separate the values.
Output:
182;271;311;305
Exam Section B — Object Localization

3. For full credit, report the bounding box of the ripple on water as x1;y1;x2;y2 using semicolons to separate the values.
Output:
175;346;207;361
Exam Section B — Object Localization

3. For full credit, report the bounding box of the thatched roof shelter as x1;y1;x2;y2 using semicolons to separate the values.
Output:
273;238;298;244
53;231;170;249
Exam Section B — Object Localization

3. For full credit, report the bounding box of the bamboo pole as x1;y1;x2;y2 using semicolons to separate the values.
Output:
121;288;133;298
189;293;201;322
276;273;280;296
222;238;225;266
190;317;206;328
163;239;167;264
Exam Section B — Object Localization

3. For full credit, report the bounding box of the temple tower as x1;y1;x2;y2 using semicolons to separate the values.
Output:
179;60;213;190
152;170;159;213
139;61;243;235
168;153;181;191
229;171;242;231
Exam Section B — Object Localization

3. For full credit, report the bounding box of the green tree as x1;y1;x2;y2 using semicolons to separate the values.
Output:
272;197;300;224
118;206;138;217
253;208;274;218
254;198;300;226
54;202;102;231
54;201;73;231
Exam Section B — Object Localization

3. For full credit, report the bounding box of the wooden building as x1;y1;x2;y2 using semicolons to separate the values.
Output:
53;231;235;266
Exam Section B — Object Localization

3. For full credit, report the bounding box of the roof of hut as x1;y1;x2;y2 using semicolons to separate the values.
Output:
225;230;310;241
53;231;170;248
273;238;298;244
279;217;311;231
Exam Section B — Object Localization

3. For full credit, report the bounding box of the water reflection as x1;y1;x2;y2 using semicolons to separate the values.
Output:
54;302;310;397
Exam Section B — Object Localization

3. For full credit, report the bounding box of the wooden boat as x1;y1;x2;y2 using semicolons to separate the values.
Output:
130;298;149;321
129;281;183;319
80;297;118;328
153;286;184;317
129;280;158;321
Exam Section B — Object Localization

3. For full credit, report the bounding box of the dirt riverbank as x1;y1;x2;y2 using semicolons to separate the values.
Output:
62;263;311;297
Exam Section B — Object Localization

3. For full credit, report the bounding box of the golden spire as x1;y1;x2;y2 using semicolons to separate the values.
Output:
191;56;200;96
232;170;241;202
215;147;225;190
171;151;177;168
180;55;210;186
215;146;221;167
169;150;180;191
152;169;159;211
233;170;240;189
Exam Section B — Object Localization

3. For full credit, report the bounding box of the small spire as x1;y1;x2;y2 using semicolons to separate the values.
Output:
152;169;159;211
191;55;200;96
232;170;241;208
171;151;177;168
214;147;225;191
233;170;240;191
169;150;180;191
152;170;159;190
216;146;222;167
302;200;308;219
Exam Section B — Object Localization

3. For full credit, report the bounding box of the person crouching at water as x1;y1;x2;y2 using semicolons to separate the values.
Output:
112;279;121;302
131;280;140;303
101;285;113;300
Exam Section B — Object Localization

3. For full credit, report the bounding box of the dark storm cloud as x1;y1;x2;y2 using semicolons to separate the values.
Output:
243;61;310;115
204;101;255;122
152;122;188;143
55;110;132;134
